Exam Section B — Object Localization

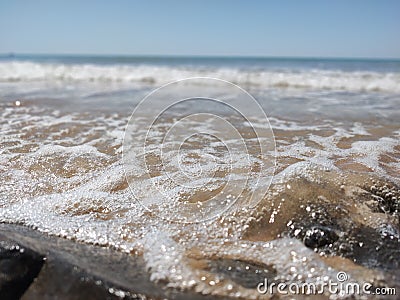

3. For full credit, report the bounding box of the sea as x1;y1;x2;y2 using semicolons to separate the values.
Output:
0;55;399;298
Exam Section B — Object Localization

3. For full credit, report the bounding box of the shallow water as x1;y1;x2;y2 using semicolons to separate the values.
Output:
0;56;399;298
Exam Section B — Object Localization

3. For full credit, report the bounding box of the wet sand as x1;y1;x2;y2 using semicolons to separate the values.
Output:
1;95;399;299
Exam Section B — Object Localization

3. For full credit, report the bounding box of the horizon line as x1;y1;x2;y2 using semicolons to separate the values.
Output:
1;52;400;61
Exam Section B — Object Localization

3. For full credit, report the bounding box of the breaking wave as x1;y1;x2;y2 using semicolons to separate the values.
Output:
1;61;400;93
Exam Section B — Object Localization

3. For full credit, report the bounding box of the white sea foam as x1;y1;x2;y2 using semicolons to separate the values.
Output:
0;101;398;295
1;61;400;93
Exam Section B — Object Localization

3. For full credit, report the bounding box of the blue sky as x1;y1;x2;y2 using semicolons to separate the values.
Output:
0;0;399;58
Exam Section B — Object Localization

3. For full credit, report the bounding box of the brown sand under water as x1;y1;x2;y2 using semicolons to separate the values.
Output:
0;98;399;299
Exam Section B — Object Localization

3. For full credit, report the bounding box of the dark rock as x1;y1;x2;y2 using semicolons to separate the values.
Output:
207;258;276;289
0;241;44;300
0;223;227;300
21;258;128;300
303;226;339;249
349;226;400;271
370;184;400;215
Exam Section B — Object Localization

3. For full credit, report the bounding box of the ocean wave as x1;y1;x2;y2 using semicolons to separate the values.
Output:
1;61;400;93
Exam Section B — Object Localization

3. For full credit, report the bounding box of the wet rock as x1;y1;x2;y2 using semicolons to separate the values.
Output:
370;183;400;215
0;223;223;300
349;226;400;272
303;226;339;249
20;258;133;300
0;241;44;300
207;258;276;289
